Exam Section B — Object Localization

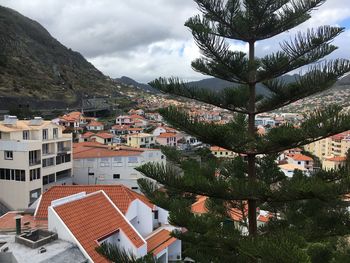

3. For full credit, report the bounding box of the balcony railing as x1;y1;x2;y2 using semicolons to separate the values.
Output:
57;147;71;154
29;160;41;166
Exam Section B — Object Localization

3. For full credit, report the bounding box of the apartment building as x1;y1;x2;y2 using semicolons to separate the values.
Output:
304;131;350;162
0;116;73;210
73;142;165;190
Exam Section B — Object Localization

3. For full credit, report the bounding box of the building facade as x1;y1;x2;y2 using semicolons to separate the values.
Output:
73;142;165;190
0;116;73;210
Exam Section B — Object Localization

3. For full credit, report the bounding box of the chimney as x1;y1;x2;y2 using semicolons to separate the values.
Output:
14;215;22;235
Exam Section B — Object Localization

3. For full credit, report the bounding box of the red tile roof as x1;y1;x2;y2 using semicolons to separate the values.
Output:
92;132;114;139
35;185;154;220
88;121;104;127
146;229;177;255
326;156;347;162
210;146;230;152
81;132;95;138
73;143;144;159
0;211;47;231
287;154;313;161
53;191;145;263
158;132;177;138
191;196;244;221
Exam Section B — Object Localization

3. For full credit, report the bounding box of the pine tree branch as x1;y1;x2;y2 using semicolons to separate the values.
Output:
256;105;350;154
155;106;252;153
186;15;249;83
256;59;350;114
257;26;344;83
149;77;262;114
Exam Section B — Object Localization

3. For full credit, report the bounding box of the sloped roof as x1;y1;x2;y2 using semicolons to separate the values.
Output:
146;229;177;255
287;154;313;161
35;185;154;220
73;142;144;159
326;156;347;162
87;121;104;127
191;196;244;221
210;146;230;152
158;132;177;138
53;191;145;263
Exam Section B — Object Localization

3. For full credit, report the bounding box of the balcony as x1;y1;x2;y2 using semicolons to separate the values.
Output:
29;159;41;166
57;147;71;155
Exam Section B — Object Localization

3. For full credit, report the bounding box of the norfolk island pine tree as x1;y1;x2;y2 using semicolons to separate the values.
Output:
97;1;350;262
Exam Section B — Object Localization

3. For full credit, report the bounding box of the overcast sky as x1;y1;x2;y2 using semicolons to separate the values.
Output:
1;0;350;83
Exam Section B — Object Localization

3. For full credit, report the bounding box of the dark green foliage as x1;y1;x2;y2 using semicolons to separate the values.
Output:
96;242;158;263
135;0;350;262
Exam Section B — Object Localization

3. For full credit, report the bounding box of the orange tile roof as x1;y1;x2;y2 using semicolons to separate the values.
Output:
81;131;95;138
73;143;144;159
326;156;347;162
53;191;145;263
93;132;114;139
146;229;177;255
210;146;230;152
191;196;244;221
35;185;154;220
130;114;145;120
287;154;313;161
0;211;47;231
88;121;104;127
158;132;177;138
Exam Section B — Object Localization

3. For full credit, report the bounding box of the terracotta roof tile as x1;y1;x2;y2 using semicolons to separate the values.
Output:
35;185;154;220
287;154;313;161
146;229;177;255
326;156;347;162
53;191;145;263
0;211;47;231
158;132;177;138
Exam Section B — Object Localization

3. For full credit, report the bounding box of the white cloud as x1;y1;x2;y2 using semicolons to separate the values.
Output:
0;0;349;82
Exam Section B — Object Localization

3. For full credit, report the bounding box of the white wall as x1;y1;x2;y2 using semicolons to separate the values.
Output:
126;200;153;237
168;240;182;261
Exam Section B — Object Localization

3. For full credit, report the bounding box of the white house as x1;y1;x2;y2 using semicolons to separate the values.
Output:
0;116;73;210
285;153;314;172
36;185;181;263
156;133;178;147
116;115;133;126
73;142;165;190
86;121;104;131
279;163;307;177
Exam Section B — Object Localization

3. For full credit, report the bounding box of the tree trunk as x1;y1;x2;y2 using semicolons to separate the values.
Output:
247;41;257;236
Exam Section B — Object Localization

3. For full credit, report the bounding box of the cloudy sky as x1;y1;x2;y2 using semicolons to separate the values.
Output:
1;0;350;83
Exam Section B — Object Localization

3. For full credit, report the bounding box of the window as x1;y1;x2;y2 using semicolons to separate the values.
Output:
0;169;25;181
30;168;41;181
154;210;159;220
298;161;301;165
131;186;139;190
100;158;110;167
43;173;55;185
56;169;71;181
23;130;29;140
42;144;49;155
29;150;41;166
43;158;55;167
56;154;71;165
53;128;58;139
113;157;123;163
42;129;48;140
128;157;138;163
161;155;165;159
4;151;13;160
113;174;120;179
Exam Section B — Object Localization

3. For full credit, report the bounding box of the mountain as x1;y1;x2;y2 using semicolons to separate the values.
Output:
0;6;122;109
116;75;300;97
114;76;159;93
